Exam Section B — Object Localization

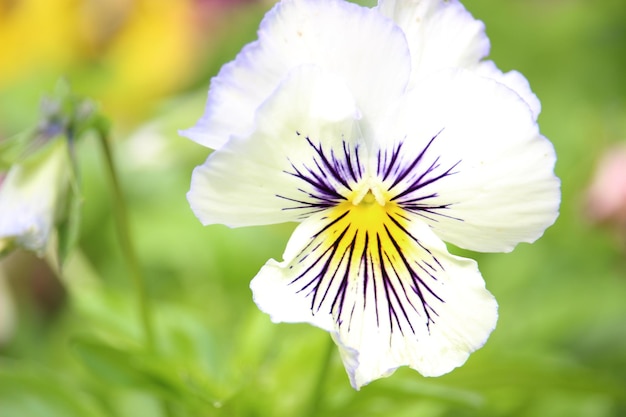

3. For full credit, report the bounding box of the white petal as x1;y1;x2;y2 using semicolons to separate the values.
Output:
376;1;541;118
377;69;559;253
251;201;497;389
181;0;411;149
187;65;364;227
475;60;541;120
0;139;70;254
376;0;489;87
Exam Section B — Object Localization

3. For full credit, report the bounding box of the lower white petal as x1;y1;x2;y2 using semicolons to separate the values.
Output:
251;201;497;389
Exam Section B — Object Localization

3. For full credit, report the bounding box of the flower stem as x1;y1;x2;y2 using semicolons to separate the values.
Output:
307;337;335;417
97;132;155;350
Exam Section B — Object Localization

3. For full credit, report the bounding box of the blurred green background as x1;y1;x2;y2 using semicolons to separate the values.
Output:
1;0;625;416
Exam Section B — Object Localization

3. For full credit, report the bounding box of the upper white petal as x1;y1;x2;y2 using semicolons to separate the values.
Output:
0;139;70;254
376;0;542;118
251;207;497;389
377;69;560;253
181;0;411;150
187;65;362;227
376;0;489;87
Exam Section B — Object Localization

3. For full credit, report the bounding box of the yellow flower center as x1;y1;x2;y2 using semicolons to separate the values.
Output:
320;181;409;269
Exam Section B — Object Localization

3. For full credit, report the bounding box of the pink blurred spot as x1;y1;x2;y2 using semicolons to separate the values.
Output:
586;144;626;225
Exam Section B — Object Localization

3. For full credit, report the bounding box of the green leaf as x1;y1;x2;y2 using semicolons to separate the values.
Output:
0;359;109;417
56;146;83;266
71;336;163;388
70;335;221;410
0;130;37;170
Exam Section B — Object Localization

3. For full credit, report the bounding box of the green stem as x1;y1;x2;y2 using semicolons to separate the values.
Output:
97;132;155;350
307;337;335;417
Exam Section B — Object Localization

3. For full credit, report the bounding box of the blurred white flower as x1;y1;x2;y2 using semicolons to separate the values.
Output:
183;0;560;389
0;138;71;256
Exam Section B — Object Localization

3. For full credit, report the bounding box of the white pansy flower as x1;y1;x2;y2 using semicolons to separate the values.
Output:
0;138;71;255
183;0;560;389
